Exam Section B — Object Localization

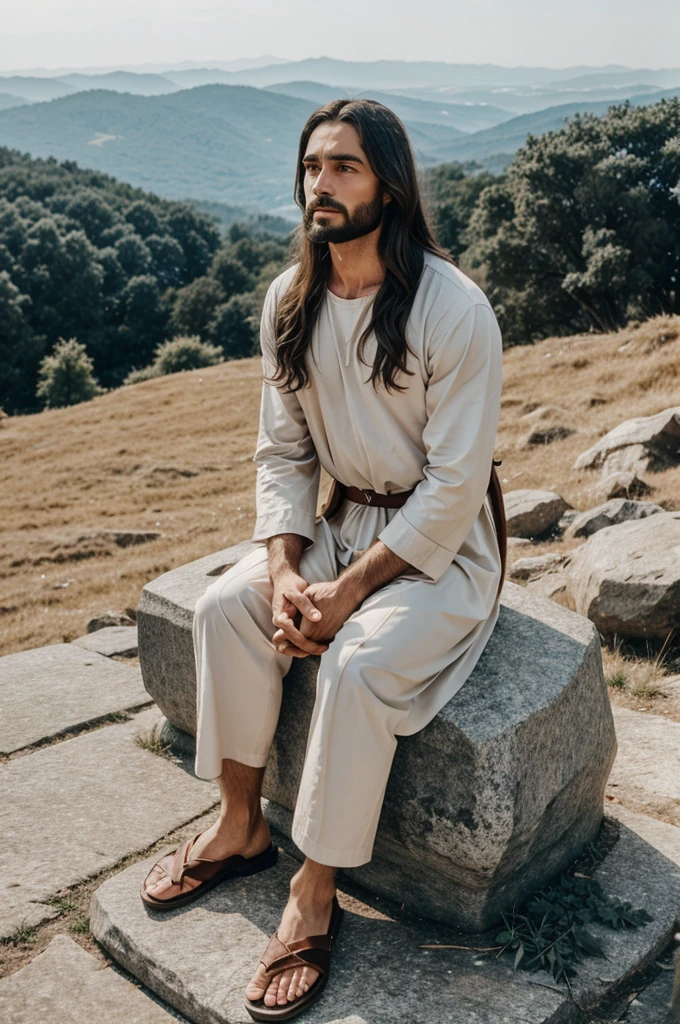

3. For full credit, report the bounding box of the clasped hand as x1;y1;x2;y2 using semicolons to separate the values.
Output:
271;571;361;658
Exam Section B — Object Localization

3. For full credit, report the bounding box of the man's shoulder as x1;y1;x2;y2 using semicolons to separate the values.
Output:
267;262;300;303
418;251;492;321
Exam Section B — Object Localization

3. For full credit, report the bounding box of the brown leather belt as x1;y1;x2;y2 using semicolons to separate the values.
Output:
343;484;416;507
319;459;507;595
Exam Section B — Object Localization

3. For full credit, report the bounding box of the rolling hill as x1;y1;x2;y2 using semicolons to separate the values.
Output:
0;83;468;212
264;80;506;133
0;85;318;210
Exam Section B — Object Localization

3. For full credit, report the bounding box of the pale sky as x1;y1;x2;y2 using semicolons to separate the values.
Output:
1;0;678;73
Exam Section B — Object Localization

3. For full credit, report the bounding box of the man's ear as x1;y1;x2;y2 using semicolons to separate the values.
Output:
382;192;392;205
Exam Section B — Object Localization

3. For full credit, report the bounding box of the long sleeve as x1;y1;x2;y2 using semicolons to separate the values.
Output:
250;281;320;546
378;301;503;583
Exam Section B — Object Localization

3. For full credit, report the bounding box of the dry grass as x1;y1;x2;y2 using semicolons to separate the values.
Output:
1;313;680;666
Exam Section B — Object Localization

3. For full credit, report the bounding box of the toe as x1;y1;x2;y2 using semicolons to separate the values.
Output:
277;969;295;1005
301;964;319;995
244;964;268;1002
286;967;304;1001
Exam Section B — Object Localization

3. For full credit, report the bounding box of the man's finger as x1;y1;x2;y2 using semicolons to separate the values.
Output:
284;587;322;623
275;640;311;659
272;621;328;655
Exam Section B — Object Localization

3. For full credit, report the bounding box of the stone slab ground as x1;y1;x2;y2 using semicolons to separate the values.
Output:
0;643;150;754
91;819;680;1024
607;707;680;826
0;934;184;1022
625;967;678;1024
72;625;139;658
1;709;217;939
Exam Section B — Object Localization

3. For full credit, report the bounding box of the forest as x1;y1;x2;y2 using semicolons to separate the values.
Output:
1;97;678;413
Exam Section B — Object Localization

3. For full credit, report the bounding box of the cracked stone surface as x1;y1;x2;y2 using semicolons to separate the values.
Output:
72;626;139;658
0;709;217;939
607;707;680;827
0;643;150;754
0;934;184;1022
90;820;680;1024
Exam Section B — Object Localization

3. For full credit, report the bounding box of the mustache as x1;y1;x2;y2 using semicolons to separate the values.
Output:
309;199;346;215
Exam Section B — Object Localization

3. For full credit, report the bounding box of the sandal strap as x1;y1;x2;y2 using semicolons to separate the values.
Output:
169;834;246;886
259;903;341;980
260;933;330;979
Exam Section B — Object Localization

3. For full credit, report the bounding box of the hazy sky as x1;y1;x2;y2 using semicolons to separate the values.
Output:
1;0;677;73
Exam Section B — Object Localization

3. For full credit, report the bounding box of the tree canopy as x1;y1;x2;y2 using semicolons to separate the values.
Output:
0;148;290;412
463;98;680;345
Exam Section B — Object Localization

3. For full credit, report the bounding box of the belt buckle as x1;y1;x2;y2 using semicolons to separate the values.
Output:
361;488;373;505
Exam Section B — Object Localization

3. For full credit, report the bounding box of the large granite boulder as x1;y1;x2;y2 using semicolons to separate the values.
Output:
504;489;571;538
565;511;680;639
137;544;617;932
574;406;680;475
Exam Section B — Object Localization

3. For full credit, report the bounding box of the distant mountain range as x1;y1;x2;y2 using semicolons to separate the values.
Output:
0;57;678;217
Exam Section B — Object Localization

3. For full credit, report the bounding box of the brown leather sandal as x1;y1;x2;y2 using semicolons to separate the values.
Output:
140;833;278;911
244;895;344;1021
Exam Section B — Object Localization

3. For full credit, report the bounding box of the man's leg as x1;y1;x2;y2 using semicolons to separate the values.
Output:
246;551;500;1007
146;531;339;903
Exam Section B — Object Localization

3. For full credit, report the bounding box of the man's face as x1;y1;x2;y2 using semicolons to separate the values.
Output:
301;121;388;244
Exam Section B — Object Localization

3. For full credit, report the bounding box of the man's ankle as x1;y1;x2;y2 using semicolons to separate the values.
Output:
289;867;336;905
218;803;266;835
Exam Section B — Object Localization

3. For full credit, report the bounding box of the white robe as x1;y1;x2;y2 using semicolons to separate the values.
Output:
192;251;504;867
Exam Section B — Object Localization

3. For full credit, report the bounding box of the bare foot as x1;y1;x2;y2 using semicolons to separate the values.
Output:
245;876;336;1009
143;811;271;902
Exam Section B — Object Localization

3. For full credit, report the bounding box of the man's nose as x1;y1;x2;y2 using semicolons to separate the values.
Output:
312;163;334;196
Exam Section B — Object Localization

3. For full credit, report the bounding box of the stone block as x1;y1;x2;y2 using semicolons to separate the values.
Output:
137;541;259;731
0;643;149;754
0;934;180;1023
0;709;217;939
137;546;617;932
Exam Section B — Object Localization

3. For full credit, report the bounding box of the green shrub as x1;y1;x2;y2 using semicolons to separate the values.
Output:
36;337;103;408
154;335;223;374
124;334;223;384
123;364;161;385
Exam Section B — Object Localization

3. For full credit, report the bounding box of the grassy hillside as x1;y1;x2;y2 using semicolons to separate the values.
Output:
2;313;679;673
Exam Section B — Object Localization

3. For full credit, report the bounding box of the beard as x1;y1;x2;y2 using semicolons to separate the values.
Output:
303;191;385;244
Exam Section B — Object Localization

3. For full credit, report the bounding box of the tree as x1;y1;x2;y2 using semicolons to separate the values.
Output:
169;276;225;337
36;337;102;408
208;294;259;358
423;162;497;259
465;98;680;345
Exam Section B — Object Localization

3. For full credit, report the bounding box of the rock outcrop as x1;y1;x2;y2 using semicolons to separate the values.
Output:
504;489;571;538
574;406;680;475
564;498;665;539
565;511;680;638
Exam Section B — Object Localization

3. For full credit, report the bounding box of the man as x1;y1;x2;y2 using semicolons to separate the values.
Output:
140;98;506;1021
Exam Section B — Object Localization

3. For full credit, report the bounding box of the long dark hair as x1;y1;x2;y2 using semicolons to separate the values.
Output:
271;98;455;394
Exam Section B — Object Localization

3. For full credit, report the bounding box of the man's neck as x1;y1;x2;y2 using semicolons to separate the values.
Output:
326;228;385;299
